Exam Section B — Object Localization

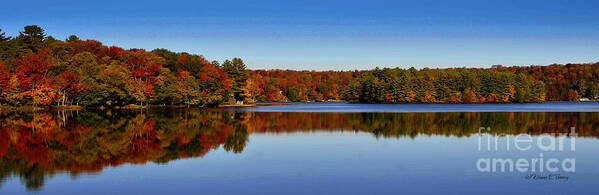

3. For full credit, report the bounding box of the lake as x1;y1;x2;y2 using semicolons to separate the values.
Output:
1;102;599;194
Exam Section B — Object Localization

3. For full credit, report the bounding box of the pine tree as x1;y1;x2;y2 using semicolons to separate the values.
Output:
0;28;11;42
223;58;249;103
17;25;46;53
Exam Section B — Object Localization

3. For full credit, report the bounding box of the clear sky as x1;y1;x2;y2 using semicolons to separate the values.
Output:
2;0;598;70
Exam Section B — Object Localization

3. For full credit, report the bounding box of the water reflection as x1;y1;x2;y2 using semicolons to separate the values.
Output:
0;109;598;190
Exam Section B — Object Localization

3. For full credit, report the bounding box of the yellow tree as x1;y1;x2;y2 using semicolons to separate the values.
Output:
125;79;146;105
241;79;255;103
3;76;24;106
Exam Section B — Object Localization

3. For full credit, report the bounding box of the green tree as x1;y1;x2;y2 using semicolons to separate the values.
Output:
151;48;179;73
182;75;201;106
222;58;248;103
66;35;80;42
286;87;300;102
95;61;130;105
154;68;182;104
17;25;46;53
0;28;11;42
211;60;220;68
0;28;17;61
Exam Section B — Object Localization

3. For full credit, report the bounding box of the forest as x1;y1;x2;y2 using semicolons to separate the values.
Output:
0;25;598;107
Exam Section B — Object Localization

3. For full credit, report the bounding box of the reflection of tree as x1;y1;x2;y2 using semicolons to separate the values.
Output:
0;110;598;190
246;112;599;138
0;109;246;191
224;112;249;153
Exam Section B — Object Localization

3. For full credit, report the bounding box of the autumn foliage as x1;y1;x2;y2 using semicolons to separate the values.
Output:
0;26;234;107
0;25;598;107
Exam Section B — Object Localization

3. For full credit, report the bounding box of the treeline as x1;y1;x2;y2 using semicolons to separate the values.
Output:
252;63;599;103
343;67;547;103
1;25;598;106
0;26;247;107
507;64;599;101
245;70;356;102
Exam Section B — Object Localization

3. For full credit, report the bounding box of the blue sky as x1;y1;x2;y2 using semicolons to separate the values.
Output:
2;0;598;70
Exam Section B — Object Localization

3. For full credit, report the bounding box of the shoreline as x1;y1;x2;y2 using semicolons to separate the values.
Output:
0;101;597;112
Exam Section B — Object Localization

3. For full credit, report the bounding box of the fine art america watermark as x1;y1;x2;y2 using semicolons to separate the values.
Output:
476;127;577;180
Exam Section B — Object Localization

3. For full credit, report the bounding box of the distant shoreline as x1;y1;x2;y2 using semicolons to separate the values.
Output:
2;100;598;112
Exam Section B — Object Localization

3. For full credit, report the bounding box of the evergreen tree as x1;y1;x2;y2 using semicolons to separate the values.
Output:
0;28;11;42
223;58;248;103
0;28;16;61
66;35;80;42
17;25;46;53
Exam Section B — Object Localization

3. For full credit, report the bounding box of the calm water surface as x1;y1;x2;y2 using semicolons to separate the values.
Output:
247;101;599;112
1;103;599;194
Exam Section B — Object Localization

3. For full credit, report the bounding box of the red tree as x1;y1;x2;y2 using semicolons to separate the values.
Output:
15;49;53;91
